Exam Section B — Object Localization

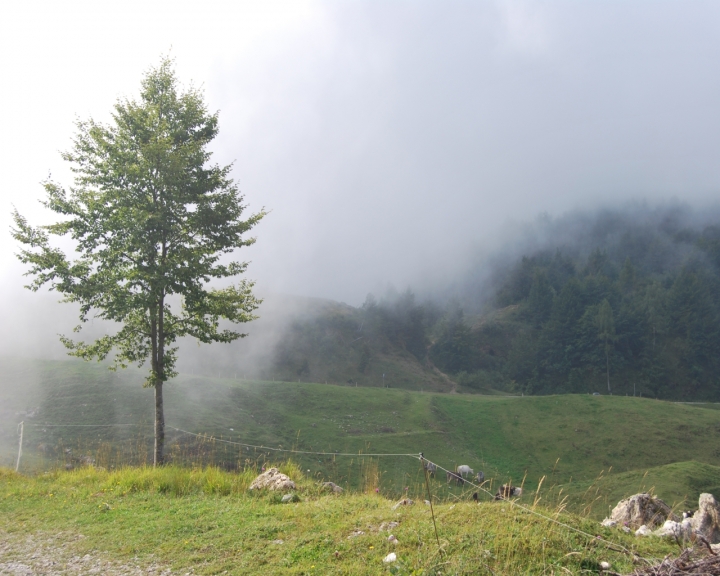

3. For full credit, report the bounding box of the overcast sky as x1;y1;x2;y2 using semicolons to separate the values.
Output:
3;0;720;312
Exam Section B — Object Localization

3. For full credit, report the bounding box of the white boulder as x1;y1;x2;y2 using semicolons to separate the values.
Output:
607;493;677;529
654;519;693;540
249;468;296;491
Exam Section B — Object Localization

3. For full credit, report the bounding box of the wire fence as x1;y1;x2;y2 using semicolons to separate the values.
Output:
2;422;652;564
423;457;651;565
3;420;430;495
2;419;654;566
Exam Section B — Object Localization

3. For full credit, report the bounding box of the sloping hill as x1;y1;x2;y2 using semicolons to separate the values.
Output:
2;357;719;515
431;393;720;482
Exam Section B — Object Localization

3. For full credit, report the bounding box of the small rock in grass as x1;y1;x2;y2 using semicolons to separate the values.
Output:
608;493;677;529
322;482;343;493
347;530;365;539
379;521;399;532
391;499;414;510
388;535;398;545
600;561;610;570
281;493;299;503
383;553;397;563
654;519;693;540
601;519;617;527
635;525;652;536
271;539;284;545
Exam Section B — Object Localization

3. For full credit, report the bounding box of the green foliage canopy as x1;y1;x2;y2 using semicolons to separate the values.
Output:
11;59;265;463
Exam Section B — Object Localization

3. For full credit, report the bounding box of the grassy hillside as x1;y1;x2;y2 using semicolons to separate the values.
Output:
2;357;720;517
0;466;678;575
431;394;720;481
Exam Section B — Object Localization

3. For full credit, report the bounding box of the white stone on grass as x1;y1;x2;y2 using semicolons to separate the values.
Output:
383;553;397;563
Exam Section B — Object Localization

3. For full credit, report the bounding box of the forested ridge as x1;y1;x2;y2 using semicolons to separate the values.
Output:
350;207;720;400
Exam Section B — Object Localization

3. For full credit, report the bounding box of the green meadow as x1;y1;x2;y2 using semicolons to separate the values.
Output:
2;357;719;519
0;465;679;575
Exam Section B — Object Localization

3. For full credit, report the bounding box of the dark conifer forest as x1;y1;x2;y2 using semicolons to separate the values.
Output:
360;206;720;400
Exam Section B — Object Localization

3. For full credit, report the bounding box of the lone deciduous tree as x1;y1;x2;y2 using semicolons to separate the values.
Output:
12;60;265;465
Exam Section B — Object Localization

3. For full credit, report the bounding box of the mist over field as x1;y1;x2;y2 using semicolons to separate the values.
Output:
2;1;720;401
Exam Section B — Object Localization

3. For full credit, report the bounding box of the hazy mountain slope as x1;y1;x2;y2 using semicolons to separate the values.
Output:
172;294;452;392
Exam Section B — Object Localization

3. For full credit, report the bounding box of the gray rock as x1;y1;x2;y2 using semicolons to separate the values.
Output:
391;498;414;510
322;481;343;493
382;552;397;563
249;468;296;491
692;493;720;543
379;521;400;532
654;519;693;540
281;493;296;503
607;493;678;529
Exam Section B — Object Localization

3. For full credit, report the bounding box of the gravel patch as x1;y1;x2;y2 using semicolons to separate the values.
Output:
0;530;186;575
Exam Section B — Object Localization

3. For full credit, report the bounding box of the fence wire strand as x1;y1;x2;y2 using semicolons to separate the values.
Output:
167;425;421;458
14;419;657;565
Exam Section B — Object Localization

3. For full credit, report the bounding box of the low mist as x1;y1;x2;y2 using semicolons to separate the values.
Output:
3;3;720;434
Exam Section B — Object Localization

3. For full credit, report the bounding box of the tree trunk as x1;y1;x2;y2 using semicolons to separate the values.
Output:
155;294;166;466
150;295;166;467
154;380;164;466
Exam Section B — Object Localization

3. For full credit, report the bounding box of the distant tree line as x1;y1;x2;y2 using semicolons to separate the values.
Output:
360;290;439;365
429;218;720;400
